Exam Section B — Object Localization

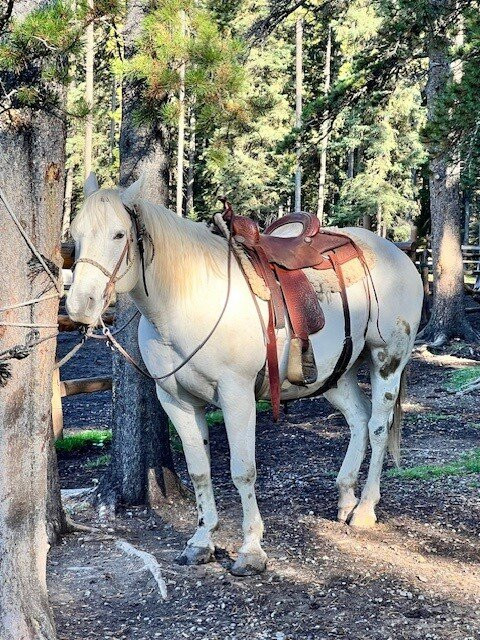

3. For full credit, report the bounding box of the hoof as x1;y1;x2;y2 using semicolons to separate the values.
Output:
349;506;377;529
175;545;214;566
230;552;267;577
337;500;359;524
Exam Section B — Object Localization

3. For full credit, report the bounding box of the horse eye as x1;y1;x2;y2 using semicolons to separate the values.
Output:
113;231;125;240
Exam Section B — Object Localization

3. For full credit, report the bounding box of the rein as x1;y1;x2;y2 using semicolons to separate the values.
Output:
83;203;235;382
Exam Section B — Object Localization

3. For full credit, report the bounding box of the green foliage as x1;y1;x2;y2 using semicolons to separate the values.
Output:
65;18;121;210
0;0;118;114
55;429;112;453
126;0;246;134
389;449;480;480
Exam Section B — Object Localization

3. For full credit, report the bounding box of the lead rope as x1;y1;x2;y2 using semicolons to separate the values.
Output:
0;188;63;384
89;210;236;381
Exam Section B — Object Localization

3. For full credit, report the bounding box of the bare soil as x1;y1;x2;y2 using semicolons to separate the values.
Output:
50;330;480;640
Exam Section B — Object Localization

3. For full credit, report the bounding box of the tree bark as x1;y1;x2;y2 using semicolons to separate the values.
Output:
176;9;186;217
418;4;478;344
62;167;73;241
316;24;332;224
84;0;94;177
294;16;303;212
186;105;196;217
96;0;183;515
0;5;66;634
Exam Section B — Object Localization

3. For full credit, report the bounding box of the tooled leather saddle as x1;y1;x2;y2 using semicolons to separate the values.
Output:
221;202;368;420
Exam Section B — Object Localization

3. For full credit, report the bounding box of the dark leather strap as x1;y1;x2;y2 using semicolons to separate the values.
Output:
266;299;281;420
313;249;353;396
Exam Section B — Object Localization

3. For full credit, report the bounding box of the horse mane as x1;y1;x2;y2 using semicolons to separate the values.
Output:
73;188;228;300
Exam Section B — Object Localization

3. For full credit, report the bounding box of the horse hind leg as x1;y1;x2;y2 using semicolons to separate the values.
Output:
349;343;409;529
323;368;371;523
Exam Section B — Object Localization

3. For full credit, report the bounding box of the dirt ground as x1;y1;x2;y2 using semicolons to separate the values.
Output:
50;331;480;640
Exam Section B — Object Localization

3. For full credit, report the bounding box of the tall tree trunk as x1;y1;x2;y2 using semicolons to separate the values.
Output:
96;0;183;515
186;105;195;217
294;16;303;212
109;75;117;163
62;166;73;241
347;148;355;179
419;4;478;344
176;9;186;217
0;5;66;634
376;202;382;236
84;0;94;177
316;24;332;224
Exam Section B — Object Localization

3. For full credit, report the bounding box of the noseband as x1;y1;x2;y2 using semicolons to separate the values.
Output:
73;204;153;304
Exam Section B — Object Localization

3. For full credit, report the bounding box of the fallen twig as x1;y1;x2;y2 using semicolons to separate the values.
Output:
115;539;168;599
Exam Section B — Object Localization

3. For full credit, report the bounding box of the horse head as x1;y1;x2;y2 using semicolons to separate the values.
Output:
66;172;145;325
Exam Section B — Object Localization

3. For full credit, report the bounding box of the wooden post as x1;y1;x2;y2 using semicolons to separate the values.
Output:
51;368;63;441
60;377;112;397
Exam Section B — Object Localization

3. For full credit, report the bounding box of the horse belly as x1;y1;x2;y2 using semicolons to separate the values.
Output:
276;278;369;402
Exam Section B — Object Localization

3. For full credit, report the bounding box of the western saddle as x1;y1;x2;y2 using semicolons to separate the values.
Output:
220;201;369;420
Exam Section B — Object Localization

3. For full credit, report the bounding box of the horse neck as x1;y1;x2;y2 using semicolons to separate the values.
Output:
129;202;228;323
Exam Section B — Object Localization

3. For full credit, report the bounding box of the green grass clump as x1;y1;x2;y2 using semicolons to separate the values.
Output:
55;429;112;453
447;366;480;392
389;448;480;480
84;454;111;469
57;401;272;456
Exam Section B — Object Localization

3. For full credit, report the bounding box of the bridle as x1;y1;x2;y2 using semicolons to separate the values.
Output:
73;203;152;310
70;200;236;383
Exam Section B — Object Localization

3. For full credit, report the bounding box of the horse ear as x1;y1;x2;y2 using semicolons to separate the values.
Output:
84;171;99;198
120;174;145;208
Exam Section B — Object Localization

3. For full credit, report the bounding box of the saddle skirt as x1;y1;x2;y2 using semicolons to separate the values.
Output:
222;207;368;420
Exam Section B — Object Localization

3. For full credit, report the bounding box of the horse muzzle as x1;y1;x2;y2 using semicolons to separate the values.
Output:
66;289;104;326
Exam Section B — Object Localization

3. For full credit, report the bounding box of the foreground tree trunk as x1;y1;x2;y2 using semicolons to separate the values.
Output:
97;0;184;514
0;9;66;634
419;5;478;344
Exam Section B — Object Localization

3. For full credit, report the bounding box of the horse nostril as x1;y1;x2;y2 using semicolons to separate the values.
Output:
85;296;95;312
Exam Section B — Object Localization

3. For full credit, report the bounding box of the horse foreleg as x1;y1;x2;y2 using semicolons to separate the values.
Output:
324;369;371;523
156;387;218;564
220;381;267;576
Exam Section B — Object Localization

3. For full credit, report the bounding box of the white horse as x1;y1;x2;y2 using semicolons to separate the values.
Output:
66;174;423;576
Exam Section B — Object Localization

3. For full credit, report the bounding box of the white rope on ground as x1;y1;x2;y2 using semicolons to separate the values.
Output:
0;186;62;294
115;539;168;599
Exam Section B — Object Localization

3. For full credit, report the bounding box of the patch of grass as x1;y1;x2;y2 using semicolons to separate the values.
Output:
447;365;480;392
422;412;450;422
389;448;480;480
55;429;111;453
84;454;111;469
